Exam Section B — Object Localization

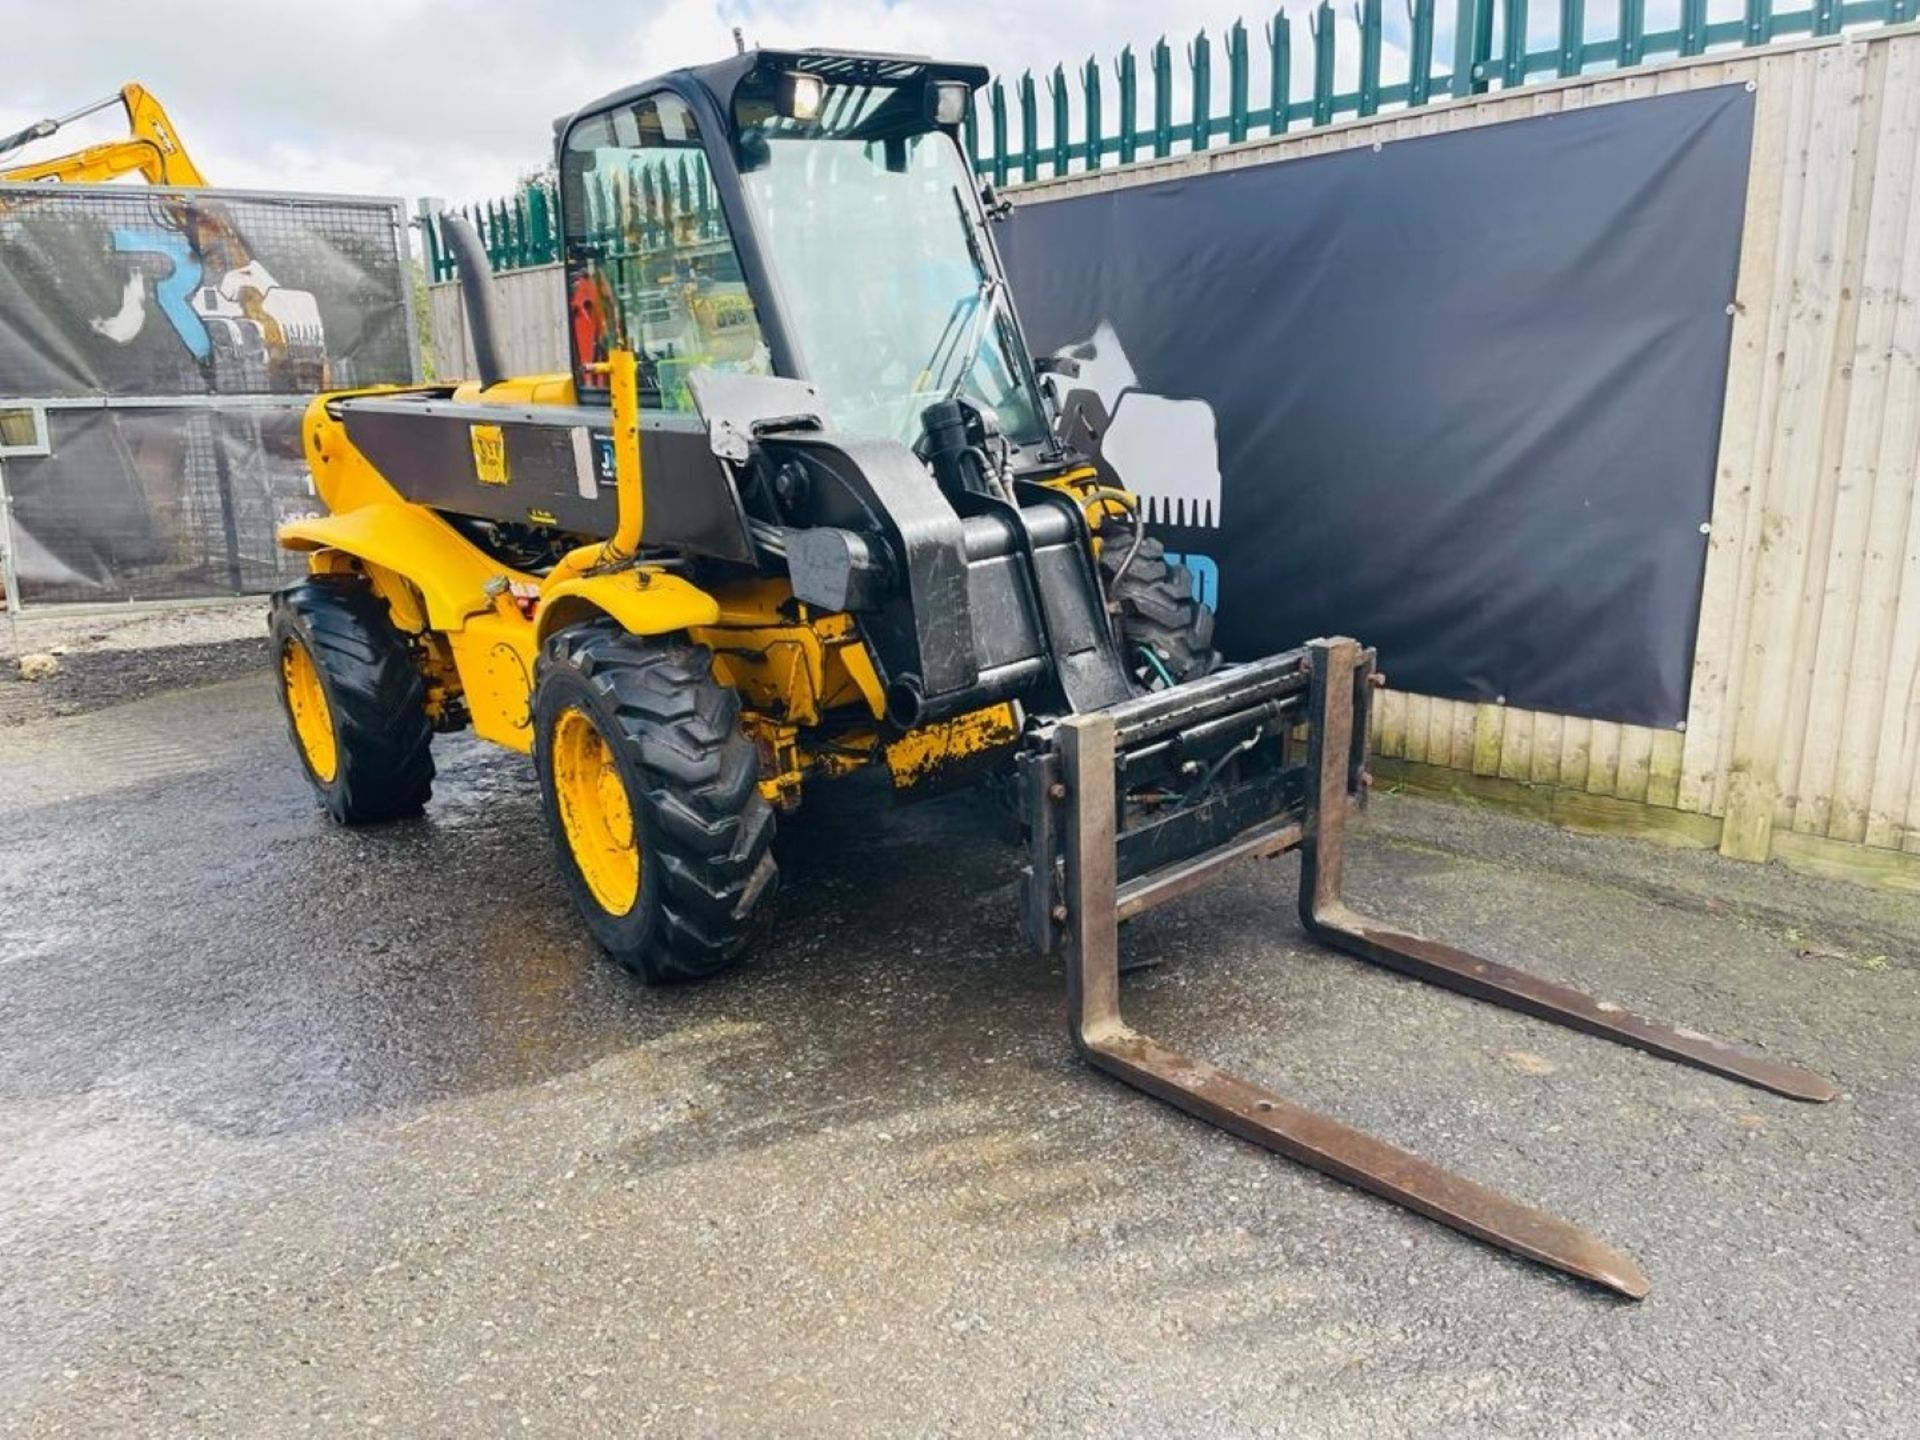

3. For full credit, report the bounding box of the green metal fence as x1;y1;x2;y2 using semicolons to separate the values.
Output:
426;0;1917;281
423;183;559;282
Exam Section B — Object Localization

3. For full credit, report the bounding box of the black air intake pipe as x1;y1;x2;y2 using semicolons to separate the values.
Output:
436;214;507;389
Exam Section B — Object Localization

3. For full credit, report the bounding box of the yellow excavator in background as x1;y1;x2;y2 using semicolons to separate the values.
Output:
0;83;206;186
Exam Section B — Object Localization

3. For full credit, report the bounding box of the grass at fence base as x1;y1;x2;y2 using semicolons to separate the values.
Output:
1372;757;1920;895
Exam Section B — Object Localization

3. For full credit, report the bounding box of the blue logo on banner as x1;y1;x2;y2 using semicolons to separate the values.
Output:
1166;551;1219;612
110;228;208;359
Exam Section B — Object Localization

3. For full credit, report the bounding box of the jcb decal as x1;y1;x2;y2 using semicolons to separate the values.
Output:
470;424;509;485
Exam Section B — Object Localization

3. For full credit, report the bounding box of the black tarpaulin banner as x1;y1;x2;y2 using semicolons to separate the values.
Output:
998;86;1755;729
4;405;319;605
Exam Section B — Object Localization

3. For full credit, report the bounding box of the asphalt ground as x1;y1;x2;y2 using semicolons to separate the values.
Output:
1;600;268;727
2;670;1916;1437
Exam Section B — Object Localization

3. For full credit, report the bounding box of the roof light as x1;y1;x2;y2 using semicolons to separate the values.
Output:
929;81;969;128
778;71;825;122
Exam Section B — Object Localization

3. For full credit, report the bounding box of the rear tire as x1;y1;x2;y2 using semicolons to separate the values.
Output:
1101;532;1220;689
533;623;778;984
269;575;435;824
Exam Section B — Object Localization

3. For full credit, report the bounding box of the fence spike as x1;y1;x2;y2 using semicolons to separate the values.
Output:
1680;0;1707;53
1357;0;1383;116
1453;0;1496;96
421;203;446;281
1084;55;1104;169
1051;62;1071;175
527;182;552;264
1268;10;1292;134
990;78;1010;187
1228;19;1251;143
1409;0;1437;105
1019;69;1038;182
1501;0;1528;88
1558;0;1586;75
1191;28;1213;151
1151;36;1173;157
1311;2;1336;128
1618;0;1646;67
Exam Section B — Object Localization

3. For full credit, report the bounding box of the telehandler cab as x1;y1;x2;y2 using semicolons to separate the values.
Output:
271;47;1834;1298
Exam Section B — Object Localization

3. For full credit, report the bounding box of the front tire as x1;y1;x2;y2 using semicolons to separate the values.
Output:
1101;531;1221;689
533;623;778;984
269;575;435;823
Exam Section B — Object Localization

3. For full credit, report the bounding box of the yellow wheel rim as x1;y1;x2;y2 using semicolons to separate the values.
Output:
551;705;641;917
281;637;338;783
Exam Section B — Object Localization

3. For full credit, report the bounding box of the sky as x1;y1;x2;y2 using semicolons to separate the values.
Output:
0;0;1395;206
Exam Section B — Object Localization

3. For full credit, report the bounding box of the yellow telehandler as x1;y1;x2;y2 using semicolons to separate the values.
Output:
269;47;1834;1298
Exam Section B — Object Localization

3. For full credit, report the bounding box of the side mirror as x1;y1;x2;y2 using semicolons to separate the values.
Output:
735;127;772;174
1032;354;1080;418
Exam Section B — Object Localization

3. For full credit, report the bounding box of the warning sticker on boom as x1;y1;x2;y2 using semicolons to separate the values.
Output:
469;424;508;485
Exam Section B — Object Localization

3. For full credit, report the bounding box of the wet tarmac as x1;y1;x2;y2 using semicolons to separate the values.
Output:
2;672;1917;1436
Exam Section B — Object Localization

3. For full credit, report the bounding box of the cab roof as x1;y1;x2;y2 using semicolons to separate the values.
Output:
555;47;991;137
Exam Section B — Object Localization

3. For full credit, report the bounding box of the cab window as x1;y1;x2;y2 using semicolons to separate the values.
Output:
561;92;770;410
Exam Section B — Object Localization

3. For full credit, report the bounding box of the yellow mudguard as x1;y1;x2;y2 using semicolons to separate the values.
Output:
279;504;504;630
536;571;721;645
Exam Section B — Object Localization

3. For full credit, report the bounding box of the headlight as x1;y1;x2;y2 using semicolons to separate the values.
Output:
777;71;825;122
928;81;970;128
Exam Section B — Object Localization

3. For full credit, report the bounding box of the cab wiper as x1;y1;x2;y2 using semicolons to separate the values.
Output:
936;277;999;404
915;287;978;394
926;187;1003;402
907;186;1011;434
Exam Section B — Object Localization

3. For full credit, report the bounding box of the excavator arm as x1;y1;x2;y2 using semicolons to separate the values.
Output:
0;84;206;187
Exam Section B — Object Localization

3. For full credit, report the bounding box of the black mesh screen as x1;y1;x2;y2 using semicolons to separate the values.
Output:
0;185;416;605
5;404;317;604
0;186;413;397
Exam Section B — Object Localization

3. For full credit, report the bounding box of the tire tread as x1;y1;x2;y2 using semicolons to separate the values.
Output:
1100;533;1221;688
536;624;777;983
269;575;434;824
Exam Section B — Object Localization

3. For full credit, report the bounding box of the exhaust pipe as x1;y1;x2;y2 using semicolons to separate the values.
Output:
436;214;507;389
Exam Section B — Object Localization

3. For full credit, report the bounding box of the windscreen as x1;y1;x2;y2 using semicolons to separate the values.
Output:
733;83;1046;447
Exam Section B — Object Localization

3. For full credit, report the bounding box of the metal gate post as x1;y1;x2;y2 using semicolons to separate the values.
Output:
0;456;23;614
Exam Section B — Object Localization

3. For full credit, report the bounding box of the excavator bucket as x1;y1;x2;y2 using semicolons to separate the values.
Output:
1020;637;1836;1298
